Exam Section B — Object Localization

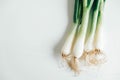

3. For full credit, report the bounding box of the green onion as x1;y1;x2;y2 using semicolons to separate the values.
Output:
86;0;106;65
85;0;100;52
69;0;94;72
61;0;79;59
94;0;105;50
61;0;106;73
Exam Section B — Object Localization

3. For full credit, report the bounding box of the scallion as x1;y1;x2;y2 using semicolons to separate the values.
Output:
61;0;106;72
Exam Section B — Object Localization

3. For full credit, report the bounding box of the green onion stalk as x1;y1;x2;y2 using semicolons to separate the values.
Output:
61;0;81;61
69;0;94;72
86;0;106;65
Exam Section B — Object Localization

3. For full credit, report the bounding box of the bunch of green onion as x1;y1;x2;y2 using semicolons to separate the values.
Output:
61;0;106;72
